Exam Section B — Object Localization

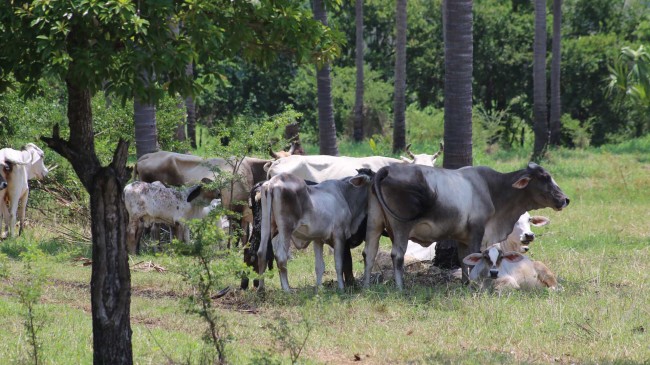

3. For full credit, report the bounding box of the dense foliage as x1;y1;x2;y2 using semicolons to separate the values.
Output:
195;0;650;149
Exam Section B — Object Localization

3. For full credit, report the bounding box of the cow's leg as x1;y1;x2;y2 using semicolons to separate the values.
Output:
343;247;354;288
362;197;384;288
126;218;140;254
391;230;409;291
313;242;325;289
7;195;19;238
150;223;160;242
0;194;8;238
18;191;28;236
275;228;292;292
459;230;485;283
333;237;346;290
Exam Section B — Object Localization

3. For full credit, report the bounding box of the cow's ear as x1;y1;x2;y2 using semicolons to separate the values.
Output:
187;185;202;202
463;253;483;266
201;177;213;184
350;174;370;187
512;176;531;189
502;251;525;263
530;215;550;227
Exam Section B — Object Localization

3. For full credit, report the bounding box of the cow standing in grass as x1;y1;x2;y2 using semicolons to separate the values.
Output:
363;162;569;290
257;169;374;291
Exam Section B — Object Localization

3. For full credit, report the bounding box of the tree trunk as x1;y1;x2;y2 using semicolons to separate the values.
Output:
392;0;407;153
436;0;473;269
353;0;365;142
549;0;562;146
313;0;339;156
174;100;187;142
134;69;158;158
532;0;549;160
42;79;133;365
185;62;197;149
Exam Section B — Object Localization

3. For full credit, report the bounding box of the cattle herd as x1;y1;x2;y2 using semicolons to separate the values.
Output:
0;141;571;293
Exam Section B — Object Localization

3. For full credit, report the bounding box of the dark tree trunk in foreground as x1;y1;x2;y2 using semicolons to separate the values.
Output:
353;0;365;142
392;0;407;153
532;0;549;160
42;79;133;365
435;0;473;269
549;0;562;146
313;0;339;156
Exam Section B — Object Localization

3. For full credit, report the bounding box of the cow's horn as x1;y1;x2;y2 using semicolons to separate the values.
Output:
268;145;279;159
288;142;296;155
405;143;415;159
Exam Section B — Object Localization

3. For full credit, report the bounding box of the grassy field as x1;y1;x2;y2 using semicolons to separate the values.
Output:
1;136;649;364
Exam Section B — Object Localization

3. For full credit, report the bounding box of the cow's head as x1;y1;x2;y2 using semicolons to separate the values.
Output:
463;247;525;279
349;168;376;187
186;183;221;204
23;143;48;180
512;162;570;211
400;142;444;167
504;212;550;252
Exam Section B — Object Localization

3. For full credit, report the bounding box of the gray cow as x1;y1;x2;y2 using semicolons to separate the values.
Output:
257;169;374;291
363;162;569;290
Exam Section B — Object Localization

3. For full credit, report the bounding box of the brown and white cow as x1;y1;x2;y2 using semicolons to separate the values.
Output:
123;181;220;254
0;144;49;237
266;144;443;183
363;162;569;290
257;169;374;291
463;246;559;291
133;150;269;237
489;212;550;253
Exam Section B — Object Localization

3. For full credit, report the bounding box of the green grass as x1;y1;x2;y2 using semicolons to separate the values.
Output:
1;138;650;364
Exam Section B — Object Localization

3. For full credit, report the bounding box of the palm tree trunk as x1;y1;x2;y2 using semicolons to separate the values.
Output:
42;78;133;365
392;0;407;153
549;0;562;146
353;0;365;142
313;0;339;156
185;61;197;149
532;0;549;160
435;0;473;270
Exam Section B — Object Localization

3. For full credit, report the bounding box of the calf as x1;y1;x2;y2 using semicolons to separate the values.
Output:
463;246;558;291
484;212;550;253
257;169;374;291
124;181;220;254
0;143;48;237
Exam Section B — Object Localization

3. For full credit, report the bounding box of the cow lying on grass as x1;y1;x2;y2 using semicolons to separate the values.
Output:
257;169;374;291
124;181;220;254
463;246;559;291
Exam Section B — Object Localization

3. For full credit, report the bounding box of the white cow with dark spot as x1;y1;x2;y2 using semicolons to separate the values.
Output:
124;181;220;254
0;143;49;237
463;246;558;291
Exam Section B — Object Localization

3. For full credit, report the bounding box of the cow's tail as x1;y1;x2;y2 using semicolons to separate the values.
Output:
373;166;434;222
259;182;273;274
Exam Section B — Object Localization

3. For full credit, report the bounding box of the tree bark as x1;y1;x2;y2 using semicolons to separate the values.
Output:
549;0;562;146
532;0;549;160
392;0;407;153
185;62;197;149
313;0;339;156
42;80;133;365
436;0;473;269
353;0;365;142
134;69;158;158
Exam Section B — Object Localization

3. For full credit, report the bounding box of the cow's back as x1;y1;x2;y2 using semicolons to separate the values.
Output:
268;155;400;182
135;151;225;185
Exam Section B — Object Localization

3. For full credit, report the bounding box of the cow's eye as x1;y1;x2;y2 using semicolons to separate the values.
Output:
3;166;9;171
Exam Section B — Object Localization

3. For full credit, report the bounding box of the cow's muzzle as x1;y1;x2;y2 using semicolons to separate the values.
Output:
555;197;570;211
0;181;6;190
489;269;499;279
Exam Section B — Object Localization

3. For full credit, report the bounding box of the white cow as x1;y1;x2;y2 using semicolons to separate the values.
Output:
0;143;49;237
403;212;550;262
266;144;443;183
124;181;220;254
463;246;558;291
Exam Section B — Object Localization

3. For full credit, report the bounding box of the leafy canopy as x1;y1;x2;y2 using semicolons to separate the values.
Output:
0;0;342;103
